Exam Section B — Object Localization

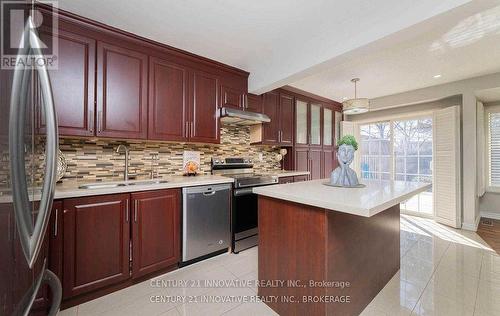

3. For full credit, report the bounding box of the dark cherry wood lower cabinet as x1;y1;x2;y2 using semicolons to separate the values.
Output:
131;189;180;279
62;194;131;299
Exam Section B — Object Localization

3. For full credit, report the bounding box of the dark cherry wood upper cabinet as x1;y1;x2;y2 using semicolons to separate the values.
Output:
96;42;148;139
246;93;262;113
279;93;294;145
189;70;220;143
220;85;244;109
38;29;96;137
63;194;130;298
262;91;280;144
131;189;180;279
148;57;189;141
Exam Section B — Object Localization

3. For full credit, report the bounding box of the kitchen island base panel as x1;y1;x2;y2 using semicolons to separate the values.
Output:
258;196;400;316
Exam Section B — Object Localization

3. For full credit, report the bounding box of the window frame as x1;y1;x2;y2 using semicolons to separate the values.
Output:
356;112;434;217
485;104;500;192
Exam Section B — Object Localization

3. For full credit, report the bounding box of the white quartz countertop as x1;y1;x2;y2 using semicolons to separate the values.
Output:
267;171;310;178
53;175;234;199
253;179;431;217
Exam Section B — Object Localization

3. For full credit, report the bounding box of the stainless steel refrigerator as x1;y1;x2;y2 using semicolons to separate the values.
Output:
1;0;62;314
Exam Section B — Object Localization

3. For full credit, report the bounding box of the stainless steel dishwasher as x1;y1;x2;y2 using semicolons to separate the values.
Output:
182;184;231;263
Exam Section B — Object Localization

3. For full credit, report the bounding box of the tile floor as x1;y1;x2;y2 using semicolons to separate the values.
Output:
58;215;500;316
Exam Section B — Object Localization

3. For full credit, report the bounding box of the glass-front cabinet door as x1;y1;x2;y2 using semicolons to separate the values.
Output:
310;103;321;146
323;108;333;147
295;100;308;145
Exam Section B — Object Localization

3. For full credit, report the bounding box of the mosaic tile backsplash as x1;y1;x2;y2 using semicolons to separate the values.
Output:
53;124;282;184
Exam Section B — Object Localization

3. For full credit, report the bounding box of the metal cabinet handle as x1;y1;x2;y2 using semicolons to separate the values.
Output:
53;209;58;237
9;16;58;268
134;200;138;222
97;110;103;133
125;199;129;222
191;121;194;137
185;121;189;138
89;110;94;134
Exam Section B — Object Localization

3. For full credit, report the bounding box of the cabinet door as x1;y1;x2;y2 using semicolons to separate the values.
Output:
38;29;95;137
309;148;322;180
148;57;188;141
310;103;322;147
190;70;220;143
0;204;12;315
294;147;310;178
131;189;180;279
262;91;280;144
49;201;64;281
246;93;262;113
96;42;148;139
63;194;130;298
322;148;334;179
279;93;294;145
323;107;334;148
295;100;308;146
220;85;244;109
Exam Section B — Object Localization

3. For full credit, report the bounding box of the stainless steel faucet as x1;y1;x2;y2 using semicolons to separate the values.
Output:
116;144;130;181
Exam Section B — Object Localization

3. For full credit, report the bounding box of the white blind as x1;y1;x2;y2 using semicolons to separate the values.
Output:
489;112;500;186
433;106;461;228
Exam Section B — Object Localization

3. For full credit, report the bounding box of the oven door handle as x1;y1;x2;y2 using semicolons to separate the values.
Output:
234;188;255;196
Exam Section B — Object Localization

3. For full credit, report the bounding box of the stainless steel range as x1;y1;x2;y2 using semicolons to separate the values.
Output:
212;157;278;253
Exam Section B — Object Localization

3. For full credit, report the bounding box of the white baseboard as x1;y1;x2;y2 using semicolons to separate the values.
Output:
481;211;500;221
462;215;481;231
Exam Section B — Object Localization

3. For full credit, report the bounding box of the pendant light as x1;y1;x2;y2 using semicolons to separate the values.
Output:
342;78;369;114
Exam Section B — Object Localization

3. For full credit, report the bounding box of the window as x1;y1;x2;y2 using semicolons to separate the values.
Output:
488;110;500;187
393;118;433;215
359;117;433;216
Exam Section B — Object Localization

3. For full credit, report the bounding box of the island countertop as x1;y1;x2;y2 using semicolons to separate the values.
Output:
253;179;431;217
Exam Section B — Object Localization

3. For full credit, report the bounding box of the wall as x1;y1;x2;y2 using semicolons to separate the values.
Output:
479;101;500;219
347;72;500;230
48;124;282;184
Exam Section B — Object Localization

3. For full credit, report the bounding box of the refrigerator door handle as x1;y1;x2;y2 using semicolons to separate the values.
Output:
18;260;62;316
9;16;58;269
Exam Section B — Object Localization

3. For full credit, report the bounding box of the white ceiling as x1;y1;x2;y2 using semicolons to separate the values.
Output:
57;0;474;97
290;0;500;101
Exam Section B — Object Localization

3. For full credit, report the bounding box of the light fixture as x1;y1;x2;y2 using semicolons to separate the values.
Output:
342;78;369;115
433;74;442;78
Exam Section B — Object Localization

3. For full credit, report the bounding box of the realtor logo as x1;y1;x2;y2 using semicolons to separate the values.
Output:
1;0;58;69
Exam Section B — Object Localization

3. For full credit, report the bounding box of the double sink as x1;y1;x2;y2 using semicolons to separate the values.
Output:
79;179;169;190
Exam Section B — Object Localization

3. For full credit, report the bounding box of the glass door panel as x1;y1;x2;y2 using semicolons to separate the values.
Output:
323;108;332;146
359;122;391;180
310;104;321;145
295;100;308;145
393;118;433;215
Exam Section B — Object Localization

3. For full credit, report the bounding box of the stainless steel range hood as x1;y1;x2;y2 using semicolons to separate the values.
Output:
220;107;270;126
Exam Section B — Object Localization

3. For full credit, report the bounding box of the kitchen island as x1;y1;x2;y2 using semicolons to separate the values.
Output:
253;179;430;316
